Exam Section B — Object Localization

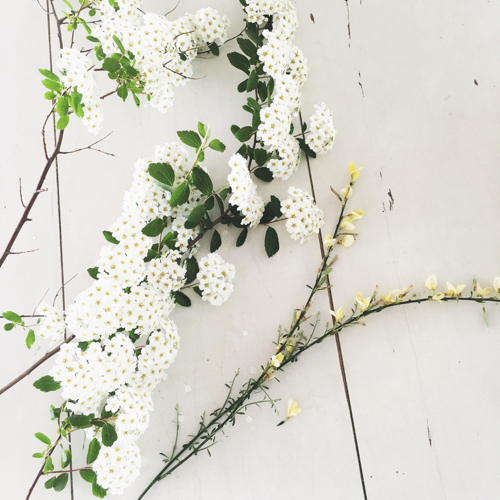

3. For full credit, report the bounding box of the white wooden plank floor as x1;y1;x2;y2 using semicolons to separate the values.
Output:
1;1;499;499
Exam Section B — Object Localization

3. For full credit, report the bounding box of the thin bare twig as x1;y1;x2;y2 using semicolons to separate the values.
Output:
165;0;181;16
19;178;26;208
60;131;114;156
0;334;76;396
52;273;78;307
10;249;40;255
163;64;205;81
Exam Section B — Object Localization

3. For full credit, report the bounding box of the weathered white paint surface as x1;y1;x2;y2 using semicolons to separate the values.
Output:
1;1;499;499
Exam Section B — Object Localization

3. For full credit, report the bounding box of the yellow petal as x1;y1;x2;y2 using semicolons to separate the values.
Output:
287;400;301;418
340;235;355;247
424;275;437;291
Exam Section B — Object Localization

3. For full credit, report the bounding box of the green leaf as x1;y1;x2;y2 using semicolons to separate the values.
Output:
265;226;280;258
246;70;258;92
53;473;69;492
69;414;92;428
191;166;213;196
87;35;99;43
69;89;84;118
92;476;107;498
45;477;56;489
230;124;240;136
173;291;191;307
102;423;118;447
184;257;199;284
302;121;307;132
170;182;190;207
208;139;226;152
257;80;267;102
133;93;140;107
117;84;128;101
267;77;275;101
33;375;61;393
102;58;120;72
235;126;254;142
57;114;70;130
26;329;35;349
80;469;96;483
253;148;268;166
148;163;175;187
245;28;262;46
237;79;248;93
61;449;72;468
252;110;261;131
227;52;250;75
3;322;14;331
44;91;56;100
62;0;74;10
87;267;99;280
41;79;62;92
219;187;231;200
210;230;222;252
103;230;119;245
39;68;60;82
198;122;208;138
237;38;258;61
236;227;248;247
208;42;220;56
2;311;22;323
56;96;69;117
79;17;92;35
113;35;125;53
33;452;44;458
247;97;261;112
253;167;274;182
297;138;317;158
187;205;206;224
44;456;54;473
87;438;101;464
141;218;165;237
35;432;51;446
270;195;283;218
193;286;203;297
177;130;202;149
205;196;215;211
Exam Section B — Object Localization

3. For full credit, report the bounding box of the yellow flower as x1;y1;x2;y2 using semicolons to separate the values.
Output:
286;400;301;419
348;162;363;183
330;307;345;323
271;353;284;368
424;275;437;291
355;293;371;312
340;235;355;247
392;285;411;299
476;283;491;298
381;291;393;305
341;185;353;199
494;276;500;293
340;220;355;231
445;282;465;297
323;234;337;248
431;292;445;302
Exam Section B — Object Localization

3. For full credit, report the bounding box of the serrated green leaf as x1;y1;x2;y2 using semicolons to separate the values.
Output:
210;230;222;252
2;311;22;323
177;130;202;149
87;267;99;280
170;182;190;207
270;195;283;218
141;218;165;237
34;375;61;393
236;227;248;247
227;52;250;75
35;432;51;446
87;438;101;465
102;230;119;245
39;69;60;82
191;167;213;196
253;167;273;182
246;70;258;92
56;114;70;130
148;163;175;187
102;423;118;447
26;329;35;349
265;226;279;258
80;469;96;483
208;42;220;56
173;291;191;307
237;38;258;61
197;122;208;138
184;257;199;284
208;139;226;152
102;58;120;72
235;126;254;142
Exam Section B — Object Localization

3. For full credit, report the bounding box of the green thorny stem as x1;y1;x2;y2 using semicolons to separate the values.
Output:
138;188;500;499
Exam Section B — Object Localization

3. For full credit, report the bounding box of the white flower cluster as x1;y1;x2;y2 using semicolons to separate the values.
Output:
147;250;187;295
281;187;325;243
227;154;265;228
196;253;236;306
257;102;292;151
306;103;337;155
35;303;65;344
58;48;103;134
92;1;229;113
267;135;300;180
